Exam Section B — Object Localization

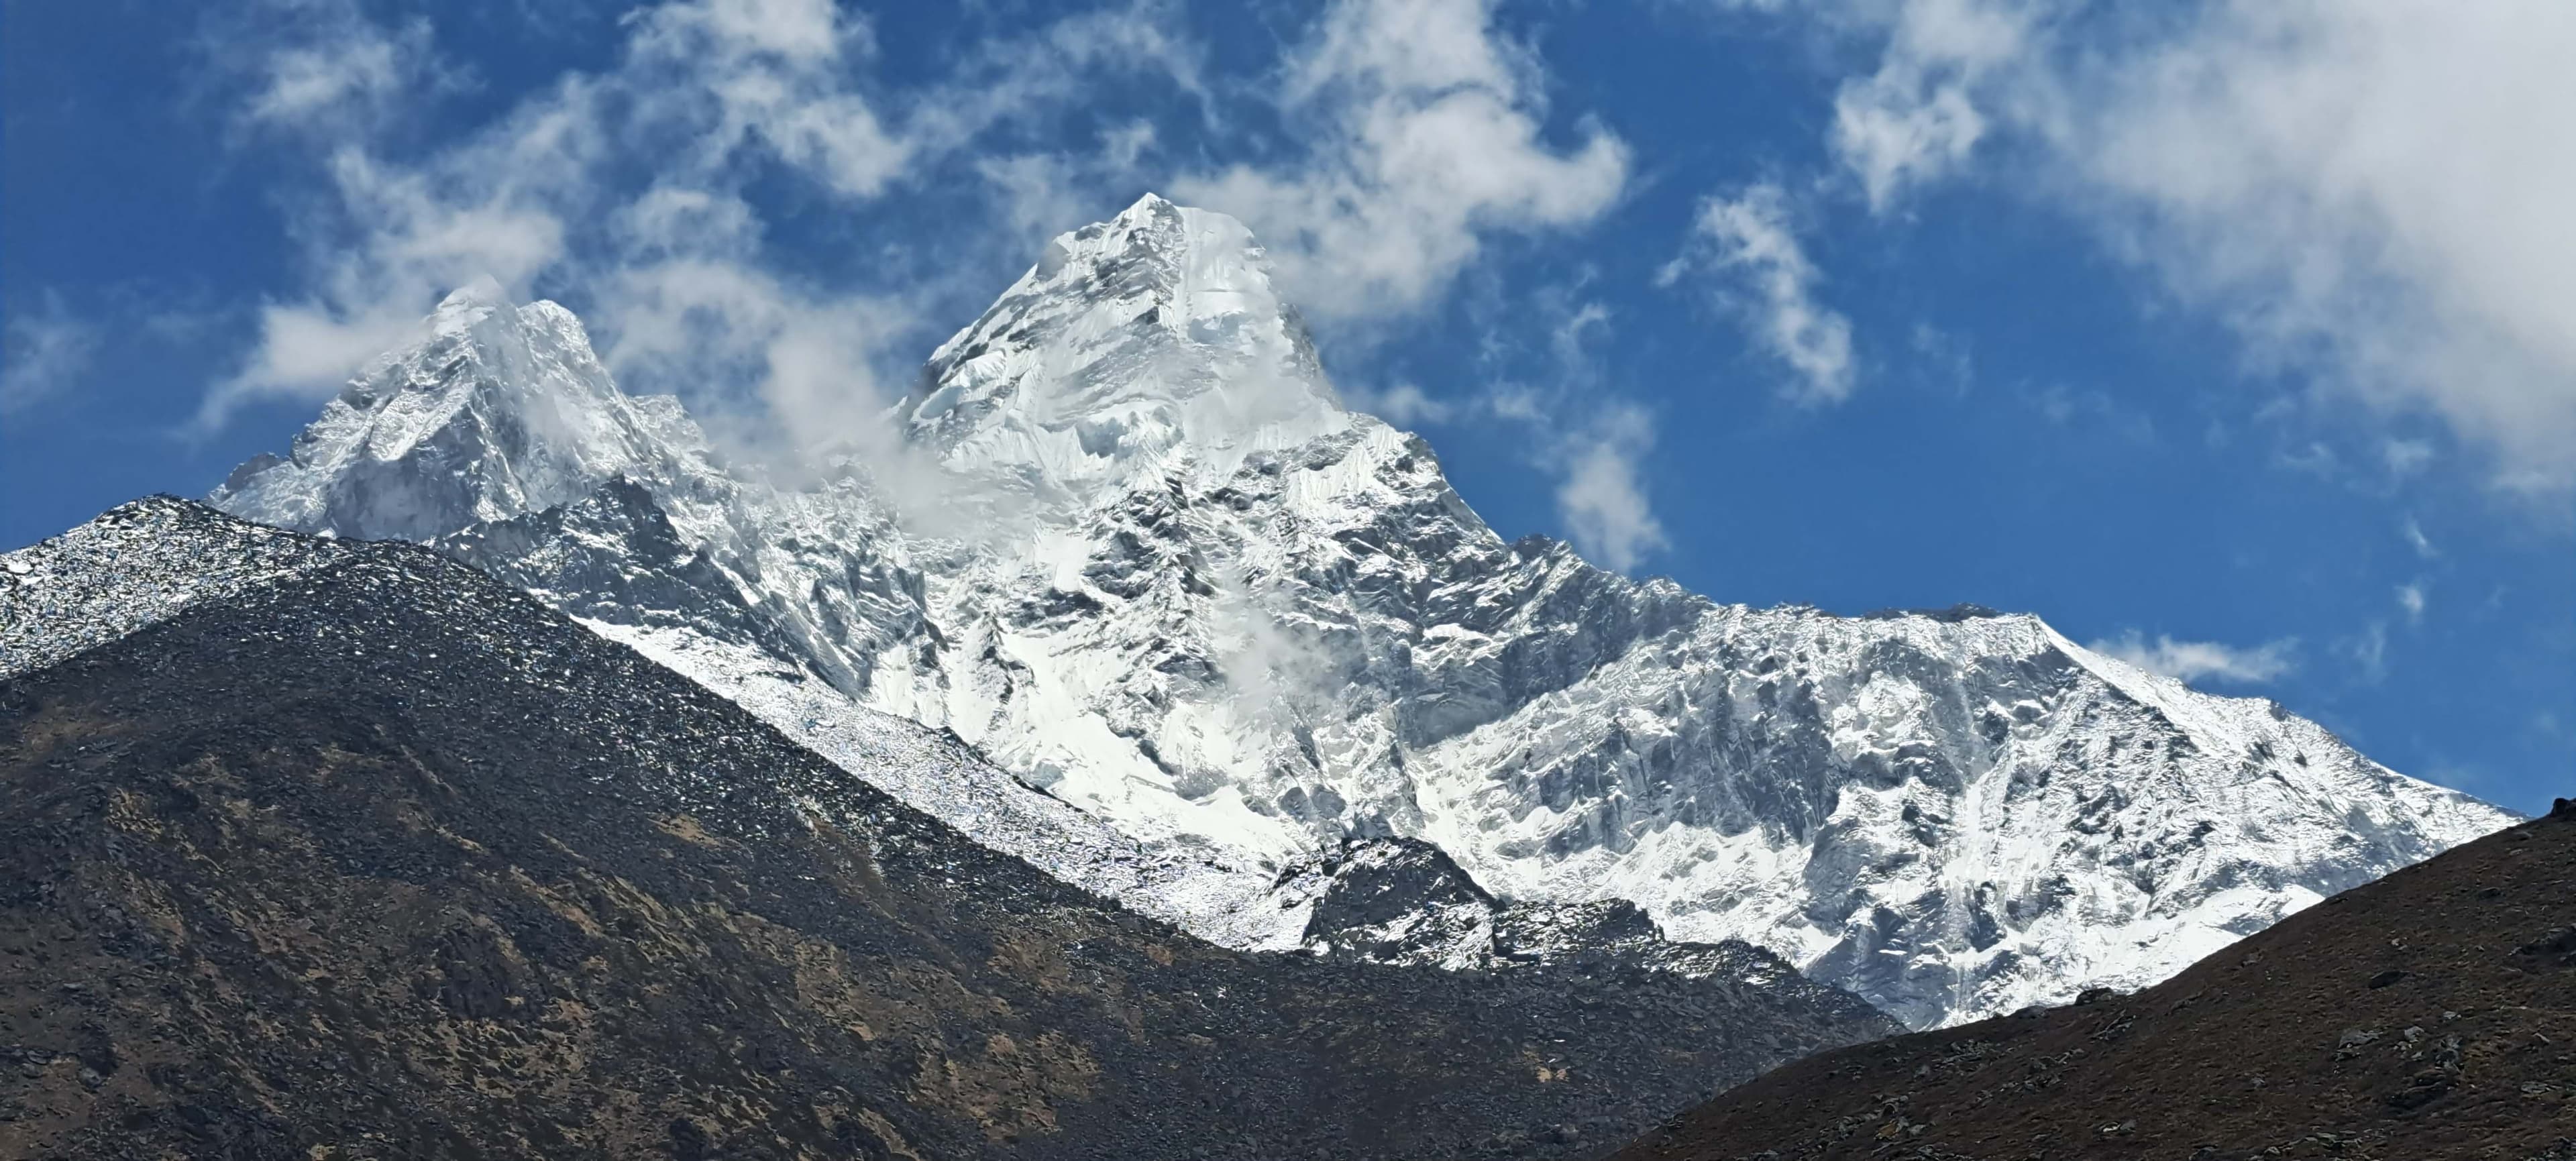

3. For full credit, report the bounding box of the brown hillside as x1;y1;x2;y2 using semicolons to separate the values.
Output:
1609;801;2576;1161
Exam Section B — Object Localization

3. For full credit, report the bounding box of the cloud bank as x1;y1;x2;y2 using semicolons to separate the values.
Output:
1792;0;2576;492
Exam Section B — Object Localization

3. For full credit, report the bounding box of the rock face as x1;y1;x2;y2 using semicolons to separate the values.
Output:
201;192;2514;1027
1285;838;1870;1020
0;508;1896;1160
1604;804;2576;1161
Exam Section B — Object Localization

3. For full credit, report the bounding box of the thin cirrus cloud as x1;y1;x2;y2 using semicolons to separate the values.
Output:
1659;182;1857;406
1785;0;2576;494
1;292;101;415
2090;629;2298;686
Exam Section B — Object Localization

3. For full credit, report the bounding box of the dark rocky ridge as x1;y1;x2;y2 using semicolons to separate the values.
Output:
0;529;1895;1160
1294;838;1888;1019
1606;801;2576;1161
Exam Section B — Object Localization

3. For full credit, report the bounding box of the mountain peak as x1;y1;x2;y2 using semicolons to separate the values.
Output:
433;274;508;315
1023;193;1286;341
1110;188;1179;221
904;196;1348;497
211;288;704;541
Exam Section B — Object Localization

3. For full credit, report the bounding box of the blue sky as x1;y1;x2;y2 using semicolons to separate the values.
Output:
3;0;2569;813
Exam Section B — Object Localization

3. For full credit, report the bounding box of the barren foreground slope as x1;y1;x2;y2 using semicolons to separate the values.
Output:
1610;799;2575;1160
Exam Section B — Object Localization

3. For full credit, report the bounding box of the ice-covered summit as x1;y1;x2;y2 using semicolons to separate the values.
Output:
202;197;2518;1028
905;193;1349;502
211;282;709;541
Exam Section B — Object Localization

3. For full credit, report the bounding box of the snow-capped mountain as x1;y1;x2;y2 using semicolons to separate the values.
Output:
204;193;2516;1027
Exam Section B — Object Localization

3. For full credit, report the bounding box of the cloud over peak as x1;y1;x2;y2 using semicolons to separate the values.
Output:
2090;630;2298;686
1174;0;1629;325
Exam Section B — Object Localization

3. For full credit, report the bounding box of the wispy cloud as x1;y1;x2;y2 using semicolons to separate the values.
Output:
1340;380;1455;427
2343;620;2391;683
1350;287;1668;573
1;292;99;414
1661;182;1855;406
2400;516;2436;559
1771;0;2576;493
2396;583;2426;625
1521;296;1668;572
1552;401;1667;571
2090;630;2298;685
1825;0;2029;212
1172;0;1629;325
222;0;464;140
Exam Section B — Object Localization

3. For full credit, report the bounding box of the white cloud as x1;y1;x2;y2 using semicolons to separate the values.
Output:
2091;630;2298;685
592;240;915;459
2381;439;2434;478
1827;0;2031;211
2401;516;2436;559
1;292;99;414
2344;620;2390;683
227;1;459;138
971;118;1169;254
1171;0;1628;323
623;0;917;200
914;1;1207;156
1341;380;1455;427
1553;403;1667;572
200;137;580;428
1792;0;2576;492
651;0;849;62
2396;583;2426;625
1662;182;1856;405
1469;291;1668;572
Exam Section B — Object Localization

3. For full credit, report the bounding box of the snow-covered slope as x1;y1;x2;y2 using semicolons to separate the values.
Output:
204;192;2516;1027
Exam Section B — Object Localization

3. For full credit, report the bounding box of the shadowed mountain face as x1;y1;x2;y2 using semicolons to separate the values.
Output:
1607;802;2576;1161
0;520;1894;1160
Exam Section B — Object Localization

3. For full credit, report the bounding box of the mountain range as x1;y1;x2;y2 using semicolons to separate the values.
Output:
186;192;2513;1030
